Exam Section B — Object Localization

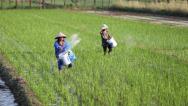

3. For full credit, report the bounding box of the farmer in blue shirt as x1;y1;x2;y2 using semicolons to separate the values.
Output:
54;32;75;71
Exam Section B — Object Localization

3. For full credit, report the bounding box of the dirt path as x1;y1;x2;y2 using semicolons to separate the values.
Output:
86;10;188;27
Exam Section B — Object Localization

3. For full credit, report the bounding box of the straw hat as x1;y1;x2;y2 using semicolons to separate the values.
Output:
101;24;108;30
54;32;67;39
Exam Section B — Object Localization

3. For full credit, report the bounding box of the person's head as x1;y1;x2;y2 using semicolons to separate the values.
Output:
57;37;64;42
55;32;67;43
101;24;108;31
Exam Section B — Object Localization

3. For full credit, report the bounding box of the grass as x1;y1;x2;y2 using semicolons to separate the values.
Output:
0;9;188;105
112;1;188;17
1;0;188;17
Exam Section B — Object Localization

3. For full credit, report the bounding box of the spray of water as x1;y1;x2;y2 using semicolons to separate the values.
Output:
125;36;137;48
70;34;81;48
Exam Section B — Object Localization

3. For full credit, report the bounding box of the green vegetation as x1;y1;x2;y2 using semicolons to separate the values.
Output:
112;1;188;17
0;0;116;9
0;9;188;105
1;0;188;17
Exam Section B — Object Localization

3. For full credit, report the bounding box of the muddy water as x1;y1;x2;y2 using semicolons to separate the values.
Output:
0;78;18;106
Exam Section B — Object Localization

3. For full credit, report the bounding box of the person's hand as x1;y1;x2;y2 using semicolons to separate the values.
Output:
58;46;63;52
108;35;111;40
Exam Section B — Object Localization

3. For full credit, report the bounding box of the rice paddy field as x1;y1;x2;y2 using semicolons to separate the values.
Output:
0;9;188;106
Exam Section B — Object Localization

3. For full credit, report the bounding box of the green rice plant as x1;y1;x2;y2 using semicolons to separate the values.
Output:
0;9;188;105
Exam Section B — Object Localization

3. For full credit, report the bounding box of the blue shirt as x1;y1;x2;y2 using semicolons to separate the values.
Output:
54;40;71;59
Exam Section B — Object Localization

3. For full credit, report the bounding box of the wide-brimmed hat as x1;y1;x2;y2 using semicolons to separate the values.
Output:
101;24;108;30
54;32;67;39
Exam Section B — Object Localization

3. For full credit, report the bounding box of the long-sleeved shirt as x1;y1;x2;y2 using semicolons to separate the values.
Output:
100;30;111;46
54;40;71;59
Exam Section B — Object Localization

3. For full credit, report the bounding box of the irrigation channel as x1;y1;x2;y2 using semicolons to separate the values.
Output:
0;78;18;106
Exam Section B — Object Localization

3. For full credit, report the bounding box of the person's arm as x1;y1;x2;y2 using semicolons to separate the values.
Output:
54;42;62;59
62;41;71;53
107;33;111;40
101;31;109;40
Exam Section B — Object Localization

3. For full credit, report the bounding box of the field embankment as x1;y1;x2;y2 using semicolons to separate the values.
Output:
86;10;188;27
0;55;41;106
111;1;188;17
